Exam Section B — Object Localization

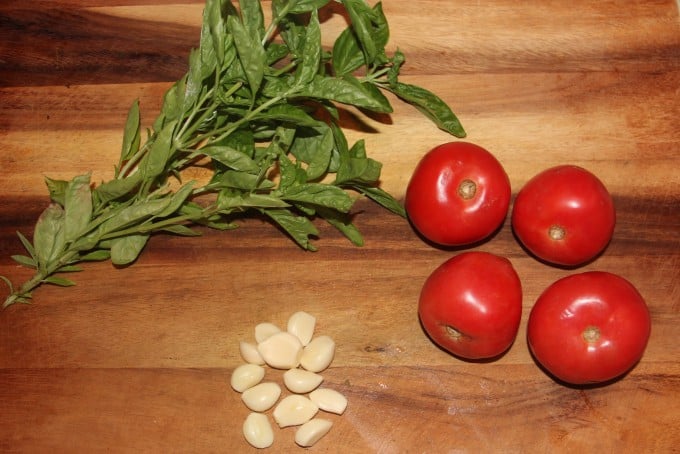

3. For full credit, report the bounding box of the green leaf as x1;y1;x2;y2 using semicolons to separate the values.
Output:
110;234;150;266
287;0;330;14
206;0;227;66
227;14;266;98
218;192;290;210
184;48;204;112
56;265;83;273
141;120;179;182
64;174;93;243
257;104;318;126
94;173;143;206
317;207;364;246
352;185;406;217
210;170;274;190
79;250;111;261
262;208;318;251
33;203;66;270
42;276;76;287
11;255;36;268
98;197;172;235
294;9;321;87
239;0;265;42
383;82;466;137
119;99;141;167
289;123;334;180
200;145;259;172
16;231;36;262
161;225;202;237
44;177;69;206
343;0;378;65
282;183;354;213
157;182;195;218
332;26;364;76
300;75;393;113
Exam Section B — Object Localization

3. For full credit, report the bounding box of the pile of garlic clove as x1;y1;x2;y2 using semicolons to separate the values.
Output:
231;311;348;449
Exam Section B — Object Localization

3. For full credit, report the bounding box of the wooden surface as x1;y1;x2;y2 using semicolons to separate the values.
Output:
1;1;679;452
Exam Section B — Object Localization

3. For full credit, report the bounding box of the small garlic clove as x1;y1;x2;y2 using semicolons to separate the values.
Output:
258;331;303;370
241;382;282;412
300;335;335;373
287;311;316;346
254;322;281;343
243;412;274;449
231;364;265;393
309;388;348;415
283;368;324;394
294;418;333;448
272;395;319;428
239;341;264;365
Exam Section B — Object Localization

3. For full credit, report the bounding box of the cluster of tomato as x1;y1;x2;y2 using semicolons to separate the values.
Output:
405;142;651;386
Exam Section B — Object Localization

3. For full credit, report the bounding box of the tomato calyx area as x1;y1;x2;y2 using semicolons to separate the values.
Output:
445;324;466;341
457;179;477;200
582;325;601;343
548;224;566;241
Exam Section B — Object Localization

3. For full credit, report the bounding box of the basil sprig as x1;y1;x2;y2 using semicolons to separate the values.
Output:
1;0;464;308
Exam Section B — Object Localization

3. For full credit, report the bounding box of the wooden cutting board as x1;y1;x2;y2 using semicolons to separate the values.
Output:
1;1;678;452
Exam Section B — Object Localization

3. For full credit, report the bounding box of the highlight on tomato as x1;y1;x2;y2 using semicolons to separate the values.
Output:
405;142;511;247
527;271;651;385
511;165;616;267
418;251;523;360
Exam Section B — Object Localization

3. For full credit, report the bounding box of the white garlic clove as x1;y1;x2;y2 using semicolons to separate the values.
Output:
257;331;303;370
300;335;335;373
243;412;274;449
241;382;282;412
294;418;333;448
309;388;348;415
272;395;319;428
287;311;316;346
254;322;281;343
283;368;324;394
230;364;265;393
239;341;265;365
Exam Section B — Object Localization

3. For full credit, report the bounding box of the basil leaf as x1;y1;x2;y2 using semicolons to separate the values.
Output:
343;0;378;65
228;15;266;98
64;174;93;243
119;99;141;166
300;75;393;113
316;207;364;246
11;255;36;268
282;183;354;213
239;0;265;42
257;104;318;126
44;177;69;206
16;231;36;262
200;145;259;172
110;234;149;266
94;173;143;206
351;185;406;217
287;0;330;14
141;120;178;182
33;203;66;270
332;26;364;76
289;123;333;180
262;208;318;251
43;276;76;287
294;9;321;87
383;82;466;137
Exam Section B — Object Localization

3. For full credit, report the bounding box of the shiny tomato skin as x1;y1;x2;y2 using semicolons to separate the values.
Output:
405;142;511;246
512;165;615;267
527;271;651;385
418;251;523;360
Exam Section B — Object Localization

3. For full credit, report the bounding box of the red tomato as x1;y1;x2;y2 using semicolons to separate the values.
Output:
512;165;615;267
527;271;651;385
418;251;523;360
405;142;511;246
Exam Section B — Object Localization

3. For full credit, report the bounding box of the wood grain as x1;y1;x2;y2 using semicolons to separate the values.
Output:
1;1;679;452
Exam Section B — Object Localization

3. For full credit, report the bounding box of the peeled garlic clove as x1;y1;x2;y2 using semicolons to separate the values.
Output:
272;395;319;428
239;341;264;365
300;335;335;373
241;382;282;412
309;388;348;415
287;311;316;346
258;331;303;369
255;322;281;343
243;412;274;449
231;364;265;393
283;368;323;394
294;418;333;448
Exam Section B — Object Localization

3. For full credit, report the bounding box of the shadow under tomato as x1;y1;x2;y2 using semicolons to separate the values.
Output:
407;214;509;253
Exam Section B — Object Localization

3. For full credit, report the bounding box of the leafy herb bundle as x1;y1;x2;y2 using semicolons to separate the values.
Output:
1;0;464;309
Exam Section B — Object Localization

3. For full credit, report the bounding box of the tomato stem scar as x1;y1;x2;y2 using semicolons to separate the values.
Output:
458;179;477;200
548;225;566;241
582;325;601;343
